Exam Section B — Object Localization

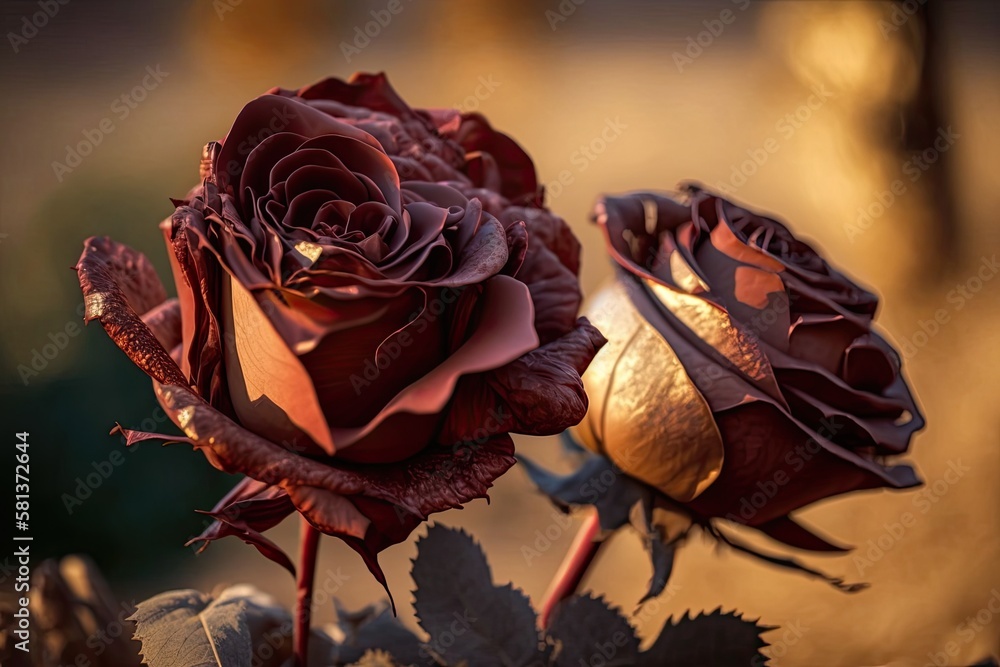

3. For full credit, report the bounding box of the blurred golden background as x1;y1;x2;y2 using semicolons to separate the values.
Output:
1;1;998;665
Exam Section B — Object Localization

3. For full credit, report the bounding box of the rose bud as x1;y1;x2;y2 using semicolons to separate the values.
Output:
573;184;923;552
75;73;605;593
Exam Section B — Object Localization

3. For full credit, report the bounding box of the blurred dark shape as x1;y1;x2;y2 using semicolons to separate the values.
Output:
897;0;960;277
0;555;142;667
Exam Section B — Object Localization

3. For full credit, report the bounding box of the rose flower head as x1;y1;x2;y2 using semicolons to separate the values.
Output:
588;183;923;542
75;73;605;594
527;183;923;596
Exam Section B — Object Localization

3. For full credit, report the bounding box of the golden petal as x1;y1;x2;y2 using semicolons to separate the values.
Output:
571;282;723;501
645;279;782;399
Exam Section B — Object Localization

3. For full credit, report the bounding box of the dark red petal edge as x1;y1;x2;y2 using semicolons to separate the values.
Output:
75;237;188;387
439;318;606;443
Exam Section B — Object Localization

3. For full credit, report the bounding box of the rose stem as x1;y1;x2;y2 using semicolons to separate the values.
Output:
294;516;320;667
538;509;603;629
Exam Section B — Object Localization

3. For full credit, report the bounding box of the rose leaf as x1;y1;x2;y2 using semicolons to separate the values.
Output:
323;600;431;666
129;585;291;667
639;608;775;667
546;595;639;667
413;525;546;666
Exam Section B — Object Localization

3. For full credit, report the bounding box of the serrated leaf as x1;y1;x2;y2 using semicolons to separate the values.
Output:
323;600;431;666
413;525;545;667
547;595;639;667
640;608;774;667
130;584;291;667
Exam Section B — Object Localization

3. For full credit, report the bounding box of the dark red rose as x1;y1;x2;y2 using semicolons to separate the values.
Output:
75;73;604;591
574;184;923;550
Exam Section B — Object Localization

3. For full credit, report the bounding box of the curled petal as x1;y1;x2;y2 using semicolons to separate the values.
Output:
214;95;385;197
454;113;540;204
75;237;187;387
498;206;580;277
441;318;606;443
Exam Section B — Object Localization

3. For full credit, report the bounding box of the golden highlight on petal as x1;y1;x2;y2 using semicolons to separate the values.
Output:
176;405;198;440
293;240;323;266
669;251;708;294
84;292;109;320
223;275;336;454
572;282;723;502
645;279;780;397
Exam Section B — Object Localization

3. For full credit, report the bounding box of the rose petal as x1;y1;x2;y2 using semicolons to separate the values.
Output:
487;318;605;434
214;95;385;195
141;297;182;351
75;237;187;387
162;205;227;402
752;516;850;553
438;319;604;447
223;273;336;454
570;281;725;502
454;113;540;204
515;231;581;344
688;402;920;526
147;380;516;521
498;206;580;277
327;275;537;452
